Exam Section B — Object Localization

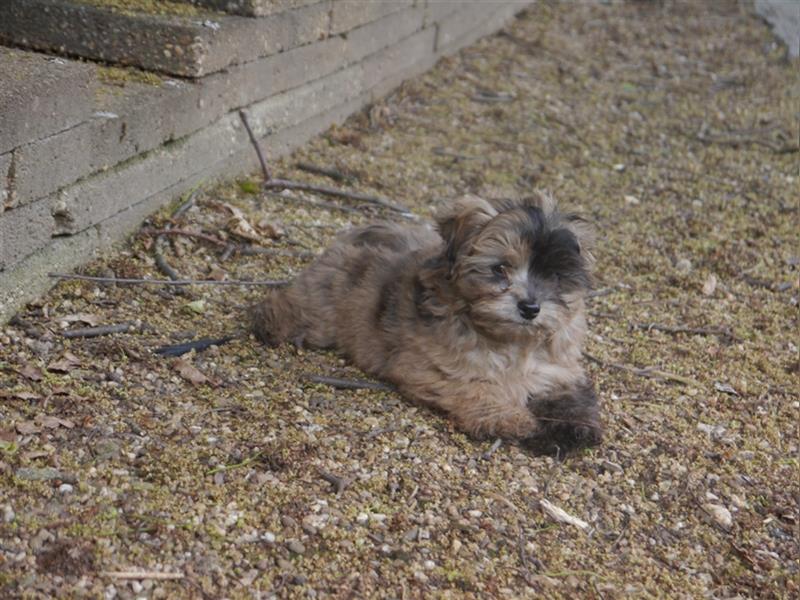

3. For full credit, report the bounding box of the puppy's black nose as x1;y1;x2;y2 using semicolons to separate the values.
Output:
518;300;540;320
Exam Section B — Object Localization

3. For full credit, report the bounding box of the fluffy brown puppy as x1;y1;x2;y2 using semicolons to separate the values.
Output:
250;193;602;454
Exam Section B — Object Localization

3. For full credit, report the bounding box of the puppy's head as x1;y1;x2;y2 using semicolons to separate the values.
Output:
435;193;594;341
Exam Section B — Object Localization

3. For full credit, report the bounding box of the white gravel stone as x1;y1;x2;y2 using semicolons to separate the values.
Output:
2;505;15;523
704;503;733;529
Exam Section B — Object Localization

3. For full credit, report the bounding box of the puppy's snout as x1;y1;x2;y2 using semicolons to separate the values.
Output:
517;300;541;320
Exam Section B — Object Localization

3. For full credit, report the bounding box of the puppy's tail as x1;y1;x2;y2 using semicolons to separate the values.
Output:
248;287;301;346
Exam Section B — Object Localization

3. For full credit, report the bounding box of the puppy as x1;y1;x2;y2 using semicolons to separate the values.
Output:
250;193;602;455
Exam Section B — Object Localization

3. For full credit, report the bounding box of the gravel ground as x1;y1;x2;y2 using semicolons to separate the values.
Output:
1;1;798;598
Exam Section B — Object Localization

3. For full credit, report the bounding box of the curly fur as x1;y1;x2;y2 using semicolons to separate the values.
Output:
250;193;602;455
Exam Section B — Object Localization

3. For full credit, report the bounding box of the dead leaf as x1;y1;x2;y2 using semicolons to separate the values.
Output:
702;274;718;296
714;382;739;396
61;313;101;327
9;391;42;401
174;359;209;385
207;266;227;281
15;421;42;435
227;216;261;243
220;203;262;243
47;352;81;373
256;219;285;239
36;415;74;429
19;364;44;381
21;450;50;461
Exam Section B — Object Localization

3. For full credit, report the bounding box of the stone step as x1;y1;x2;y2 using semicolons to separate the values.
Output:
0;0;332;77
0;47;95;156
180;0;321;18
8;4;426;209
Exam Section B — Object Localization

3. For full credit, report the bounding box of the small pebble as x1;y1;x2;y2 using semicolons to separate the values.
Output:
286;539;306;555
675;258;692;273
704;503;733;529
58;483;74;494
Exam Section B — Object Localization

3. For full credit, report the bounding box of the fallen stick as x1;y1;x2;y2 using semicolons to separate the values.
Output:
296;162;351;183
263;190;361;215
63;322;135;339
304;374;395;392
587;287;619;299
264;179;412;215
101;570;184;580
154;336;237;357
49;273;288;287
633;322;734;340
172;188;200;219
317;468;352;495
239;246;316;260
239;109;271;182
583;352;700;387
144;228;227;248
539;499;589;531
154;235;181;280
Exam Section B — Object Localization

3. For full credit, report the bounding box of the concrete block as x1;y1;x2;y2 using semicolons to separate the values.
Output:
0;57;373;271
11;5;426;206
424;0;463;26
12;78;222;207
0;48;94;155
0;153;12;211
0;0;332;77
755;0;800;57
436;1;525;55
187;0;320;17
0;92;373;323
330;0;414;35
361;28;438;94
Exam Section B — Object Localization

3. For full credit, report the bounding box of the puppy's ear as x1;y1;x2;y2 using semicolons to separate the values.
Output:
521;191;596;269
435;195;497;267
562;213;596;270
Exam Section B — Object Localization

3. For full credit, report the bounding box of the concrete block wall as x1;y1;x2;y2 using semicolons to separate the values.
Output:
0;0;532;322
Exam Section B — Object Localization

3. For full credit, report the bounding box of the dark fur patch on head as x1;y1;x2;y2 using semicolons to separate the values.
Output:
523;381;602;457
529;226;590;293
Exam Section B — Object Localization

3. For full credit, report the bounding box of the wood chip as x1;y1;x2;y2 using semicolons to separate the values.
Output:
539;499;590;531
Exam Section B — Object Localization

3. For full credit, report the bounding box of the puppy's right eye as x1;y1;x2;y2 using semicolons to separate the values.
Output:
491;263;508;277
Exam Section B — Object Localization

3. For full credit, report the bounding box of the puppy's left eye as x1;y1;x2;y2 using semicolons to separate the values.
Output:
491;263;508;277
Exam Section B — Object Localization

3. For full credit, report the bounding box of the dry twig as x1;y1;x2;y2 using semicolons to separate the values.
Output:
101;571;184;580
634;322;734;341
239;109;271;181
317;468;353;495
239;246;316;260
583;352;700;387
144;228;227;248
264;179;412;215
263;190;361;215
63;322;135;339
49;273;288;287
304;374;395;392
296;162;351;183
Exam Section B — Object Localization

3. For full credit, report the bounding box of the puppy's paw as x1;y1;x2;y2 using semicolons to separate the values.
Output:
523;380;602;457
521;419;602;457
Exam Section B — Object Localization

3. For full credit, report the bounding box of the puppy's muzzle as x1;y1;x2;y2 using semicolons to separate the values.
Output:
517;300;541;320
